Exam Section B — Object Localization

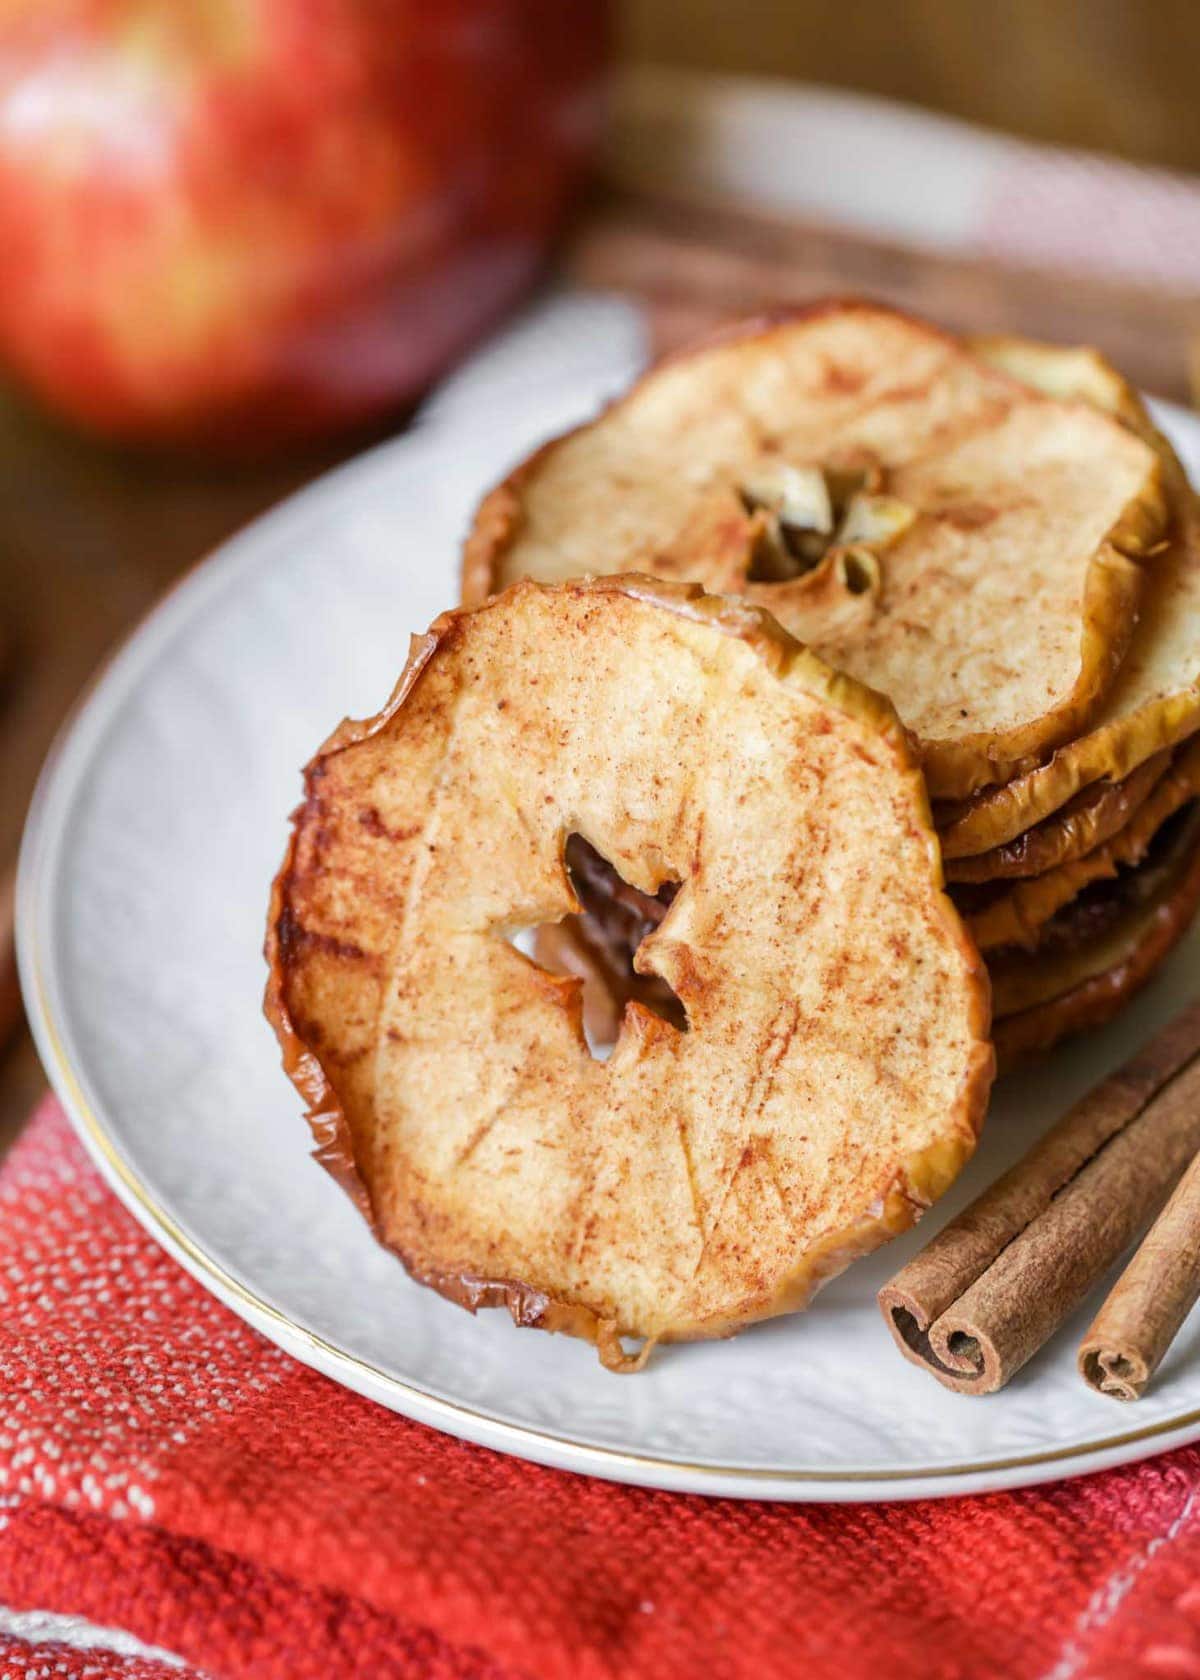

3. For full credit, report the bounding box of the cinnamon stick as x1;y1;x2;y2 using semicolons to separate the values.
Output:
1079;1148;1200;1400
879;1001;1200;1394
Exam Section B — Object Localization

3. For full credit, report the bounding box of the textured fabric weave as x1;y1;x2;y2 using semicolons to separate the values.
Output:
0;1629;196;1680
5;1100;1200;1679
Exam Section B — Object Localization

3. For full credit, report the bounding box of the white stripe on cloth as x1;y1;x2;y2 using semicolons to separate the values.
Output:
0;1606;191;1673
608;67;1200;295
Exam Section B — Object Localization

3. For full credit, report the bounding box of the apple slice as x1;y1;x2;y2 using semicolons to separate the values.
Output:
266;577;992;1368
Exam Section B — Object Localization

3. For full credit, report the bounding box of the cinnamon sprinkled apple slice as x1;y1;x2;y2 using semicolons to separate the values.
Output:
266;576;992;1369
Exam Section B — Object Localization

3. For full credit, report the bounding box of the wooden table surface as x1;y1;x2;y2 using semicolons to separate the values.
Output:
2;182;1198;1151
624;0;1200;177
0;387;362;1150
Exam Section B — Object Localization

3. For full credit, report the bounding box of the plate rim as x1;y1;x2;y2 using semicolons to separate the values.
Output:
18;400;1200;1503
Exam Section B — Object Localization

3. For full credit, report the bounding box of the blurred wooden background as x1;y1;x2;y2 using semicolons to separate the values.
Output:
5;0;1200;1144
625;0;1200;173
0;395;353;1142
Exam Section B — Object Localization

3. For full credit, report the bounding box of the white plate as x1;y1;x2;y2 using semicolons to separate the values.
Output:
18;294;1200;1502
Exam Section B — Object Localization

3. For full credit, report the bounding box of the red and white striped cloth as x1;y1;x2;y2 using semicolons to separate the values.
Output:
610;68;1200;294
6;1099;1200;1678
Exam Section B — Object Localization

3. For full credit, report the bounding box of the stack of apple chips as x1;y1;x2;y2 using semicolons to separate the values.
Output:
460;303;1200;1061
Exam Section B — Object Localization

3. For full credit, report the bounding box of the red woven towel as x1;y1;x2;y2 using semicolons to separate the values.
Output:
5;1100;1200;1680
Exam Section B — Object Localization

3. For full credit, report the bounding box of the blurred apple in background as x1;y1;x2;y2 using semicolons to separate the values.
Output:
0;1;607;450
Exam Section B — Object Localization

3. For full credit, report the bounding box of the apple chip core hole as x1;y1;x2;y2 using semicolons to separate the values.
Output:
838;547;880;596
508;835;687;1059
743;510;824;584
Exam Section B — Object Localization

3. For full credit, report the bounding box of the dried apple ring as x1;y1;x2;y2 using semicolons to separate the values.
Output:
463;302;1168;802
938;337;1200;858
266;577;992;1369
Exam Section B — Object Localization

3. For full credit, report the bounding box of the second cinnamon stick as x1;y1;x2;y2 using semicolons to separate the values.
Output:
1079;1148;1200;1400
879;1000;1200;1394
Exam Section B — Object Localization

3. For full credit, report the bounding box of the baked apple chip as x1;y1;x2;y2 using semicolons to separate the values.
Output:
993;805;1200;1063
962;738;1200;952
939;339;1200;859
463;302;1167;801
944;751;1171;885
266;577;992;1368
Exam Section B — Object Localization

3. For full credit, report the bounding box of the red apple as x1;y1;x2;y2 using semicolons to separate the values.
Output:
0;1;607;449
